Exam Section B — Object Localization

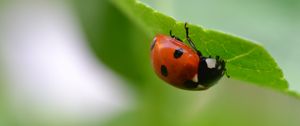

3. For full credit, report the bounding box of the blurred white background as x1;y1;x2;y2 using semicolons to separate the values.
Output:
0;1;133;124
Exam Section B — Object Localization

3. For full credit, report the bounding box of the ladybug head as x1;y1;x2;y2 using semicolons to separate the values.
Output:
197;56;226;89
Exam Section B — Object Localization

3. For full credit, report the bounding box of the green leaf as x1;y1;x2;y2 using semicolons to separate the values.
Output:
111;0;293;93
72;0;154;88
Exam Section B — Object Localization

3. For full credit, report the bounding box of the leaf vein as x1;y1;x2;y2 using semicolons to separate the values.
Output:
227;48;257;62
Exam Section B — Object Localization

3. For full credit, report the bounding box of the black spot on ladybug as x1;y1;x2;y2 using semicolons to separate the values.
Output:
184;80;198;89
150;38;156;51
174;48;183;59
160;65;168;77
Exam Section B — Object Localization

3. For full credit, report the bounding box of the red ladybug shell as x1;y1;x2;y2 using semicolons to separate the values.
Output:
150;34;200;89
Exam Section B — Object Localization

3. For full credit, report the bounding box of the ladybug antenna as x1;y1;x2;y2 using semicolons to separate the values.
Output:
185;23;199;52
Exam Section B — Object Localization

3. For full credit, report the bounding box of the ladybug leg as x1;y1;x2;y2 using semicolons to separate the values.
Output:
169;30;183;42
185;23;203;56
225;69;230;78
184;23;198;52
218;56;230;78
169;30;175;38
222;59;230;78
197;51;202;56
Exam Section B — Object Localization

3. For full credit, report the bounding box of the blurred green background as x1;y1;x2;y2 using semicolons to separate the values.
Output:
0;0;300;126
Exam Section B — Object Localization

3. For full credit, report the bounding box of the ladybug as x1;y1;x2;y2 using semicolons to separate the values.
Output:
150;23;227;90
